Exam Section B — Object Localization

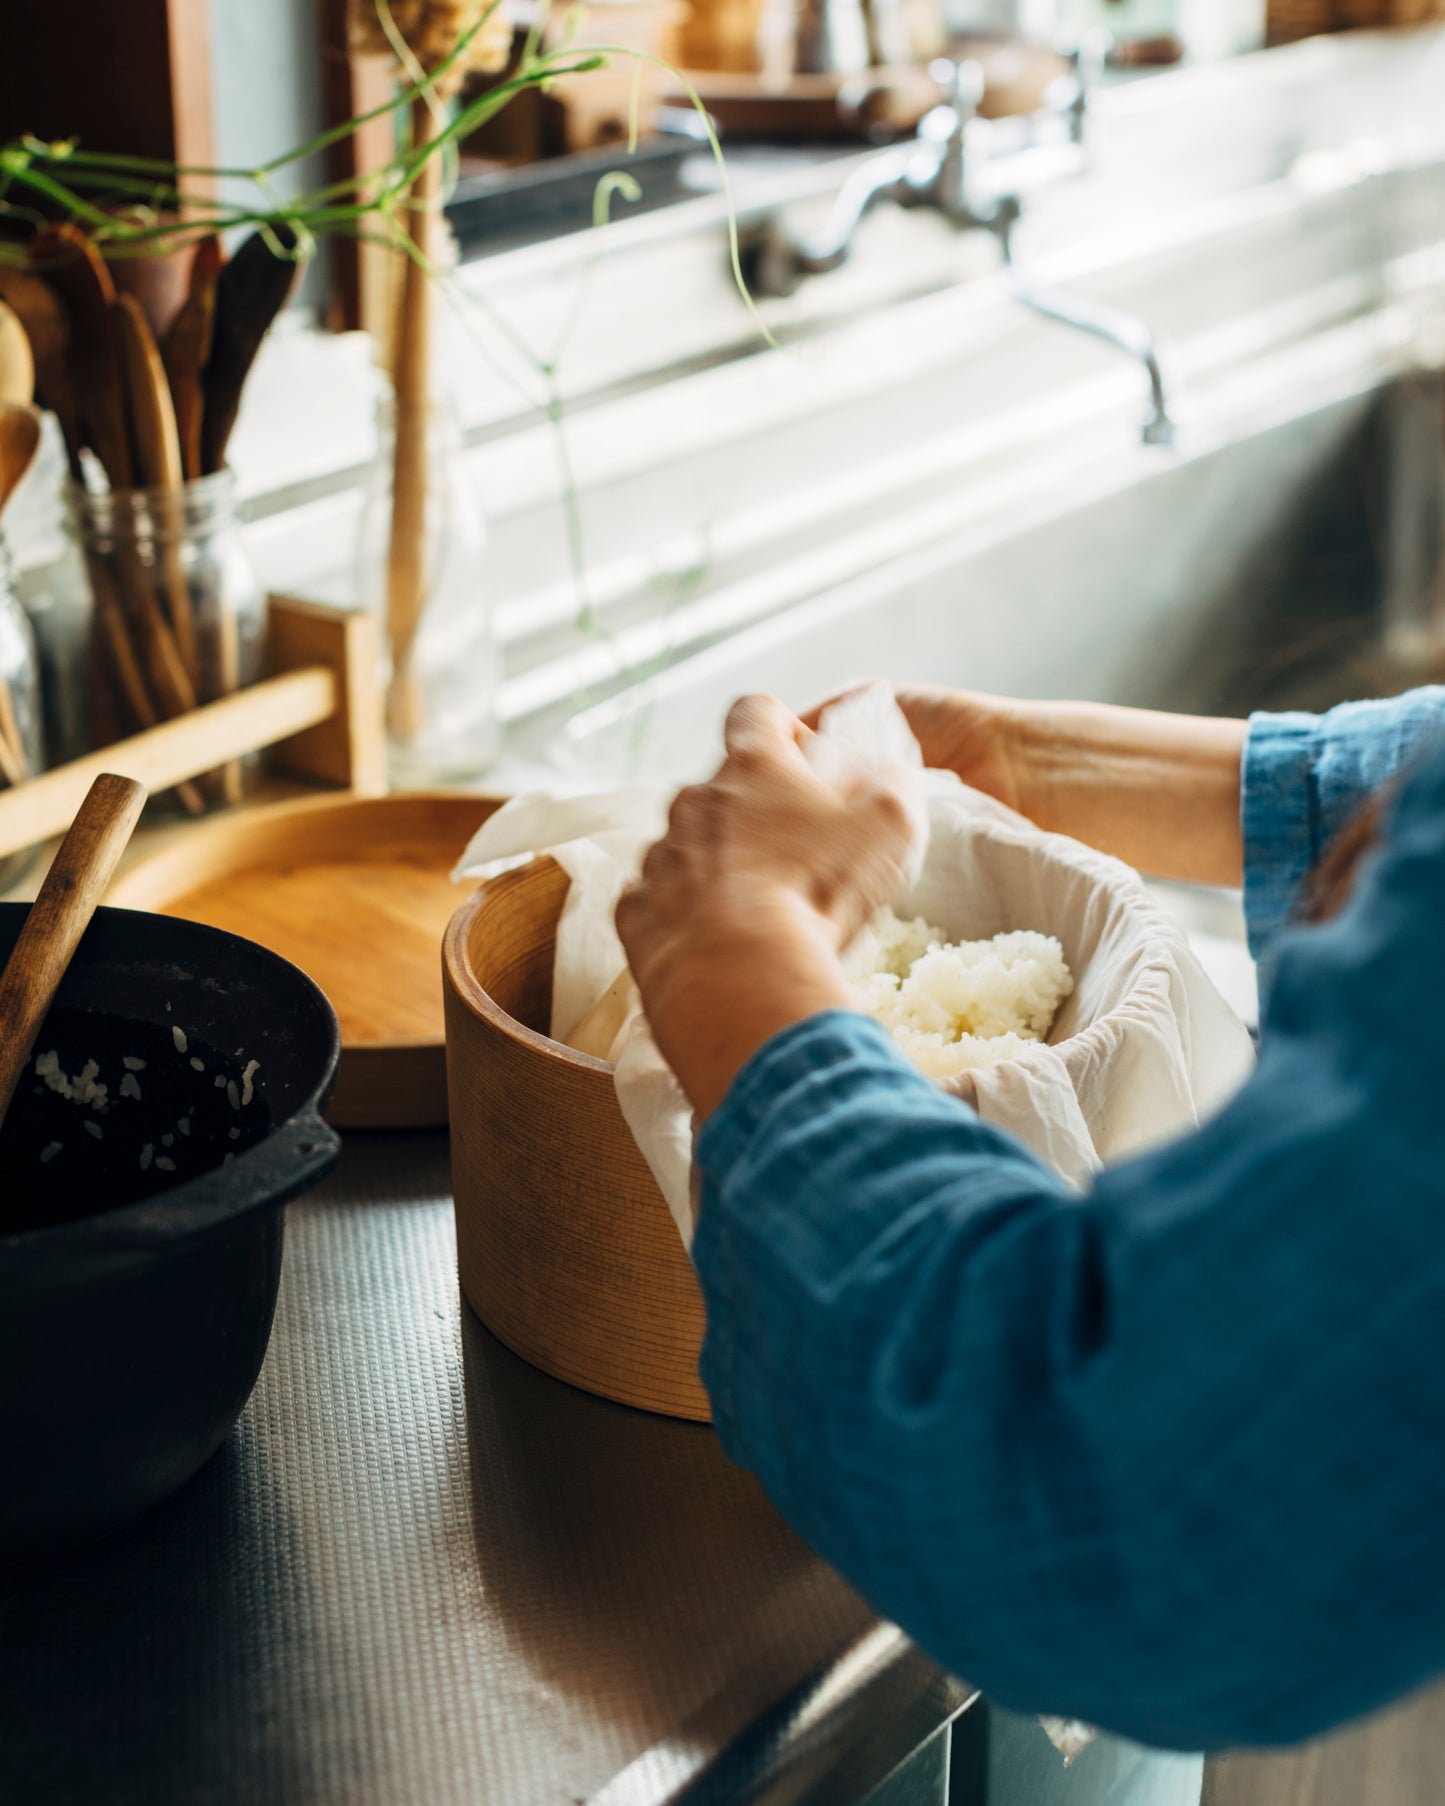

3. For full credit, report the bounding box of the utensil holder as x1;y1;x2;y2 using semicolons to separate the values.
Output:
0;595;385;864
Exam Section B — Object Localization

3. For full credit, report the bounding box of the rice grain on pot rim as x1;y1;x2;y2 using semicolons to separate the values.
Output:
847;907;1073;1079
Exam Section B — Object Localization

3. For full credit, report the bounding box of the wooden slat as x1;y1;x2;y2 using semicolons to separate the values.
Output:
0;669;337;860
266;595;386;792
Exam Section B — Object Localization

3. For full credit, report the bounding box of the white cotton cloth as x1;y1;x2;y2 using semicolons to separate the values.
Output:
453;687;1254;1234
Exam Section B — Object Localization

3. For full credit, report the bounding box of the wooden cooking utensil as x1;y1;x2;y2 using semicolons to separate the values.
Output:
0;400;41;521
200;224;301;476
0;772;147;1131
0;689;29;789
112;295;184;493
0;402;40;798
31;232;202;813
162;238;222;485
0;401;42;791
112;293;198;681
0;298;35;407
161;241;235;796
0;267;82;477
29;224;133;489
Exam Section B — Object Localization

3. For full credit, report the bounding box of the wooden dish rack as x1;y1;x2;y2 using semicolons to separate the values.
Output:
0;595;385;865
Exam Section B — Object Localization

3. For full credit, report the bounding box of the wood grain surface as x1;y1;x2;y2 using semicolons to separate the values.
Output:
112;790;501;1127
0;669;338;862
445;856;711;1422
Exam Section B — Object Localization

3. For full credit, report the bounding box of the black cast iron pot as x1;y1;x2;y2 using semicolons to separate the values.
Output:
0;904;341;1556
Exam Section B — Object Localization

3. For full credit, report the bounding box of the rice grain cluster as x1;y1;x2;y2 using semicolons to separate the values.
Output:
849;907;1073;1079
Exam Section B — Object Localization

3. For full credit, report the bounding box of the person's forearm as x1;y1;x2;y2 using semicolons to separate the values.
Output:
1007;701;1246;886
638;902;852;1121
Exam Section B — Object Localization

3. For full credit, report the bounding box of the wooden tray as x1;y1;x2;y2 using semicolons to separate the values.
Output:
110;791;503;1128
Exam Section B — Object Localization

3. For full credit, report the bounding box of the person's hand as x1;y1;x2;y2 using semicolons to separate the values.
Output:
809;682;1249;887
805;684;1026;811
616;694;918;1118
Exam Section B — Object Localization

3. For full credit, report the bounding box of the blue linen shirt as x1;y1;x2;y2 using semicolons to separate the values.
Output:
693;687;1445;1754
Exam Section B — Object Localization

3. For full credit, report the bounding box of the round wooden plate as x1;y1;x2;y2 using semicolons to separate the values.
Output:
109;791;504;1128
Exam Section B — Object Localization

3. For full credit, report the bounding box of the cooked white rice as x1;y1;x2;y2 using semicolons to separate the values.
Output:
848;907;1073;1079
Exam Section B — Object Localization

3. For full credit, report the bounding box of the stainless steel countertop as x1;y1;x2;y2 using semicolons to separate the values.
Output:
0;1133;973;1805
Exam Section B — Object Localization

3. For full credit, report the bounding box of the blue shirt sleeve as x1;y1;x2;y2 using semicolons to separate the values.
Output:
1242;686;1445;959
694;735;1445;1754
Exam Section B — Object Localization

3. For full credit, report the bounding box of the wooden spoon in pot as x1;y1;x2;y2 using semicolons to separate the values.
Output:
0;773;147;1131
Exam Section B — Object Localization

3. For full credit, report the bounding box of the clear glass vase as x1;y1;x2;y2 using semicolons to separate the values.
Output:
0;540;44;892
356;395;501;785
66;469;266;811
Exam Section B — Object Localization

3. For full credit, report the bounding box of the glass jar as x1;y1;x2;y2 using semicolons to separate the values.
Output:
356;395;501;786
67;470;265;809
0;539;45;892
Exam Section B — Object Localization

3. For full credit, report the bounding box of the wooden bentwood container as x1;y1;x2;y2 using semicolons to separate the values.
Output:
444;857;710;1421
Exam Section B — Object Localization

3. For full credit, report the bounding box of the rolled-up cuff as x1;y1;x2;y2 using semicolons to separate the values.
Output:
1242;688;1445;961
1241;710;1320;962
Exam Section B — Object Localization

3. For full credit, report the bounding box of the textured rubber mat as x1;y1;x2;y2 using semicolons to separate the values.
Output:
0;1134;931;1806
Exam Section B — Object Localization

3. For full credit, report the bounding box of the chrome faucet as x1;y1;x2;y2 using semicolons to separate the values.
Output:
743;54;1176;448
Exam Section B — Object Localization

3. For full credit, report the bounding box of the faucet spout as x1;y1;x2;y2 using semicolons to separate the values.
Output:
998;230;1175;447
739;50;1176;448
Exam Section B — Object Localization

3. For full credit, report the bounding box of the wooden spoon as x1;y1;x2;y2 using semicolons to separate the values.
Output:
0;400;41;521
0;298;35;407
200;223;301;476
111;293;198;680
163;237;222;485
29;225;133;489
0;772;147;1130
0;267;82;476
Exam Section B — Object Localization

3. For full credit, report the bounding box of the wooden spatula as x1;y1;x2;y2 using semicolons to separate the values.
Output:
112;293;198;680
0;772;147;1130
29;224;133;490
0;402;43;788
200;223;300;476
0;298;35;407
0;400;40;522
163;237;222;485
0;267;83;476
